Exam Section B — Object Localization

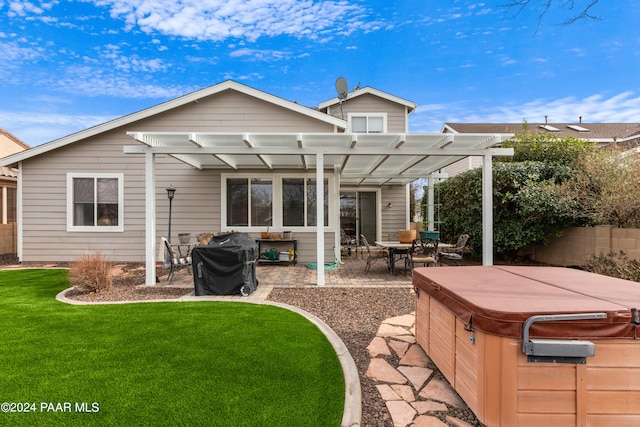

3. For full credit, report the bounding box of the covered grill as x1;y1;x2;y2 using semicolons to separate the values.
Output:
192;232;258;296
413;266;640;426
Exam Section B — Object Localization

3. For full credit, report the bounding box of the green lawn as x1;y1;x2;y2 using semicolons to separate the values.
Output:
0;269;344;426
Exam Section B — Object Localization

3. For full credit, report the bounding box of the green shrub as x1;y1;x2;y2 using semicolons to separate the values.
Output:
69;252;113;293
430;161;585;260
424;133;598;260
498;131;594;166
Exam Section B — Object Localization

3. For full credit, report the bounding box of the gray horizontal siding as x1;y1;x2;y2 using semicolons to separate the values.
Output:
381;185;409;238
19;89;342;263
339;94;408;133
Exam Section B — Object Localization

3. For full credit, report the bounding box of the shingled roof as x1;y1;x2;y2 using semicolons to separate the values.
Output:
442;123;640;148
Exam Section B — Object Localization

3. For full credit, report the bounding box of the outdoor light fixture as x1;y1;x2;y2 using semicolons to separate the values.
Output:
166;185;176;242
388;202;393;208
166;185;176;200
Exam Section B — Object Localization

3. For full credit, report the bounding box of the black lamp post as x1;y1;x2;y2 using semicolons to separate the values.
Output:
166;185;176;242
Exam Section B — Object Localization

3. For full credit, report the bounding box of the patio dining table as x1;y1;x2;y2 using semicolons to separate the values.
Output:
375;240;455;274
374;241;413;275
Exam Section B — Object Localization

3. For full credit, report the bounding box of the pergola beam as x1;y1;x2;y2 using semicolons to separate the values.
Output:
124;145;514;157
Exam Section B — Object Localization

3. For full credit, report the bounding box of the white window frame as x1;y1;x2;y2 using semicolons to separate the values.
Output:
223;176;274;228
66;173;124;232
221;173;333;232
348;113;387;133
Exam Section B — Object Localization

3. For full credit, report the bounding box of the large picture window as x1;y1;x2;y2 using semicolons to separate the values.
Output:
223;175;330;230
67;173;123;231
282;178;328;227
226;178;273;227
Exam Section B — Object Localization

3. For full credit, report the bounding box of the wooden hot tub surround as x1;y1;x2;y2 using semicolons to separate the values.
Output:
413;266;640;427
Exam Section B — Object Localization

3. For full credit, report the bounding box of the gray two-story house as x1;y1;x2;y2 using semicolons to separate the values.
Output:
1;80;512;285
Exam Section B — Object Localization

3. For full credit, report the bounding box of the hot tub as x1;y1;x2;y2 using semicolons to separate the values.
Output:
413;266;640;427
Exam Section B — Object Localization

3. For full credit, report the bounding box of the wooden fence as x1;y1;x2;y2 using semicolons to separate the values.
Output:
530;225;640;267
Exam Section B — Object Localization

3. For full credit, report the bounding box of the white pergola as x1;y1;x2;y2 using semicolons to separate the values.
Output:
124;132;514;286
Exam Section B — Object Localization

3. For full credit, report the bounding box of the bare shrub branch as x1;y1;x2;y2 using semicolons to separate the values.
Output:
502;0;601;31
69;252;113;294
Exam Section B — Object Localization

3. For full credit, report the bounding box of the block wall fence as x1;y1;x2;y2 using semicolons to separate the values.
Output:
530;225;640;267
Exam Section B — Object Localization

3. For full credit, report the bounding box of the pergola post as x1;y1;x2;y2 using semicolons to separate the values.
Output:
482;154;493;266
427;175;435;230
145;151;157;285
316;151;325;286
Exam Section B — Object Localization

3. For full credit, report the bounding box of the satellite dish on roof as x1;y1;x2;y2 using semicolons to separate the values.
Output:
335;77;349;100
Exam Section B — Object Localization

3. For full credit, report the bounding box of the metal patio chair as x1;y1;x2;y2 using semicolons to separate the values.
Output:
405;237;439;275
163;237;192;284
439;233;469;266
340;229;357;257
360;234;389;273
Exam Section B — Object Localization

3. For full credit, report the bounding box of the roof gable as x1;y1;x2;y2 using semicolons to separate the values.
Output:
1;80;347;166
318;86;416;114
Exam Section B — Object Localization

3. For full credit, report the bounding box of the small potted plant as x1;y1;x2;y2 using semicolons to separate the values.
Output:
261;217;272;239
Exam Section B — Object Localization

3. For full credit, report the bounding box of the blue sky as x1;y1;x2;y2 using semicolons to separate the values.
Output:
1;0;639;147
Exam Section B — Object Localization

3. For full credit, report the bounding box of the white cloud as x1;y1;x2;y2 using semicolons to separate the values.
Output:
229;47;290;61
0;109;114;146
89;0;382;42
97;44;170;72
7;0;49;17
500;56;516;66
410;92;640;132
0;40;44;62
222;71;264;82
47;65;195;98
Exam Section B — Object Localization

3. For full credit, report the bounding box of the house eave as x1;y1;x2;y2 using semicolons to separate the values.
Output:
0;80;348;167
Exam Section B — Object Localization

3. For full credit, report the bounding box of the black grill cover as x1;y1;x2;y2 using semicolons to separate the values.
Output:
192;232;258;296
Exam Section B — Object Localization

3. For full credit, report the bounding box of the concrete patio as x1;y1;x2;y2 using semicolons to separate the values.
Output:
164;251;415;289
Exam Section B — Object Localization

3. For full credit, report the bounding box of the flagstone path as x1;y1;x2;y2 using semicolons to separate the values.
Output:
365;313;477;427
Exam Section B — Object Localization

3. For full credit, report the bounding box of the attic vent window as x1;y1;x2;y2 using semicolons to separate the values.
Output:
567;125;590;132
539;124;560;132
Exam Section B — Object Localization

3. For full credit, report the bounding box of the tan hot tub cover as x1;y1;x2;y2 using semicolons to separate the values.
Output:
413;266;640;340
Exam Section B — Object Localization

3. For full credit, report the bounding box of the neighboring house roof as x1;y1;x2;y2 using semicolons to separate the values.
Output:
442;123;640;148
0;166;18;179
0;80;348;166
318;86;417;114
0;128;30;158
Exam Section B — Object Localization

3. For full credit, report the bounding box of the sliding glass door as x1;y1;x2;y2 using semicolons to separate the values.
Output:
340;191;377;244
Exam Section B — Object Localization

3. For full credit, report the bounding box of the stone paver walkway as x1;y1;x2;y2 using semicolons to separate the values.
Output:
365;313;475;427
